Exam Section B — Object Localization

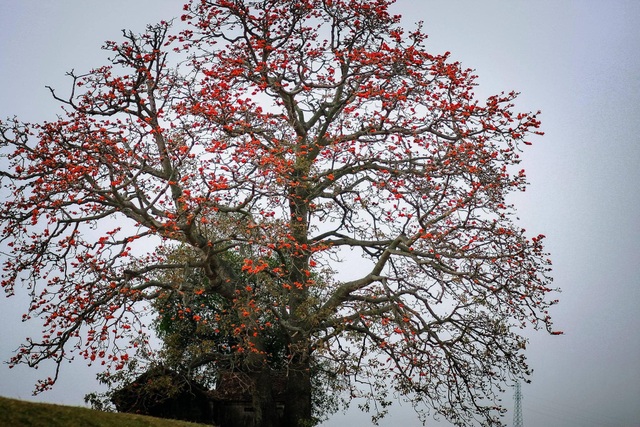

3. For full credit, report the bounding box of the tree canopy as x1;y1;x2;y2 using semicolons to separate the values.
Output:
0;1;560;426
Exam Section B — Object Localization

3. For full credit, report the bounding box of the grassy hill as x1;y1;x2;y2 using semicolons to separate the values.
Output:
0;396;213;427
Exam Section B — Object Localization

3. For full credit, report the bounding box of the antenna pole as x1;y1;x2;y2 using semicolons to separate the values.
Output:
513;381;523;427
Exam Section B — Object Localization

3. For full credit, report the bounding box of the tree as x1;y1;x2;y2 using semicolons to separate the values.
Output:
0;1;560;426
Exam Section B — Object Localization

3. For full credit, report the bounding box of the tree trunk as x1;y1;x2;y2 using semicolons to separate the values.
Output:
244;328;280;427
283;357;313;427
251;368;278;427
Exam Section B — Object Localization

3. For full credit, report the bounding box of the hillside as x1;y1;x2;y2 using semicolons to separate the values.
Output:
0;396;213;427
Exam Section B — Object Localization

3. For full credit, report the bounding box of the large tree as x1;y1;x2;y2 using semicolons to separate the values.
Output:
0;1;560;426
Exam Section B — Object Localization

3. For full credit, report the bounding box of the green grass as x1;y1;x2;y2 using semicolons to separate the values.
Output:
0;396;213;427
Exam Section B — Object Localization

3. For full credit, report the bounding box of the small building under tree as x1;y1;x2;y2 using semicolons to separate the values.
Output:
113;367;287;427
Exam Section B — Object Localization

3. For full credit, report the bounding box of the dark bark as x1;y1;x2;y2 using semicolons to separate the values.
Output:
283;356;313;427
251;368;278;427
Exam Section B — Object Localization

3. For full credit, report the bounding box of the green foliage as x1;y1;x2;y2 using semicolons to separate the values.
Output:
151;247;290;375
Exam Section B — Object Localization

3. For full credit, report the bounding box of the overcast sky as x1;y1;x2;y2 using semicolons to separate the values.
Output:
1;1;639;426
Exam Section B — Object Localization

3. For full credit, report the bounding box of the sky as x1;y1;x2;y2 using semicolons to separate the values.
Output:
0;1;639;427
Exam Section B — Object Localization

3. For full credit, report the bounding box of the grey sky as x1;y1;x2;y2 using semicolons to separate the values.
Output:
1;1;639;426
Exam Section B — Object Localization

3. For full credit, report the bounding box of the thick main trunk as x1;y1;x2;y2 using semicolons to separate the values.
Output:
283;359;313;427
244;328;281;427
283;164;314;426
251;368;278;427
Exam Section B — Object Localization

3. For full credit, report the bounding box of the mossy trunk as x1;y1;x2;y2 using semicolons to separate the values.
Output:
251;368;279;427
283;352;313;427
